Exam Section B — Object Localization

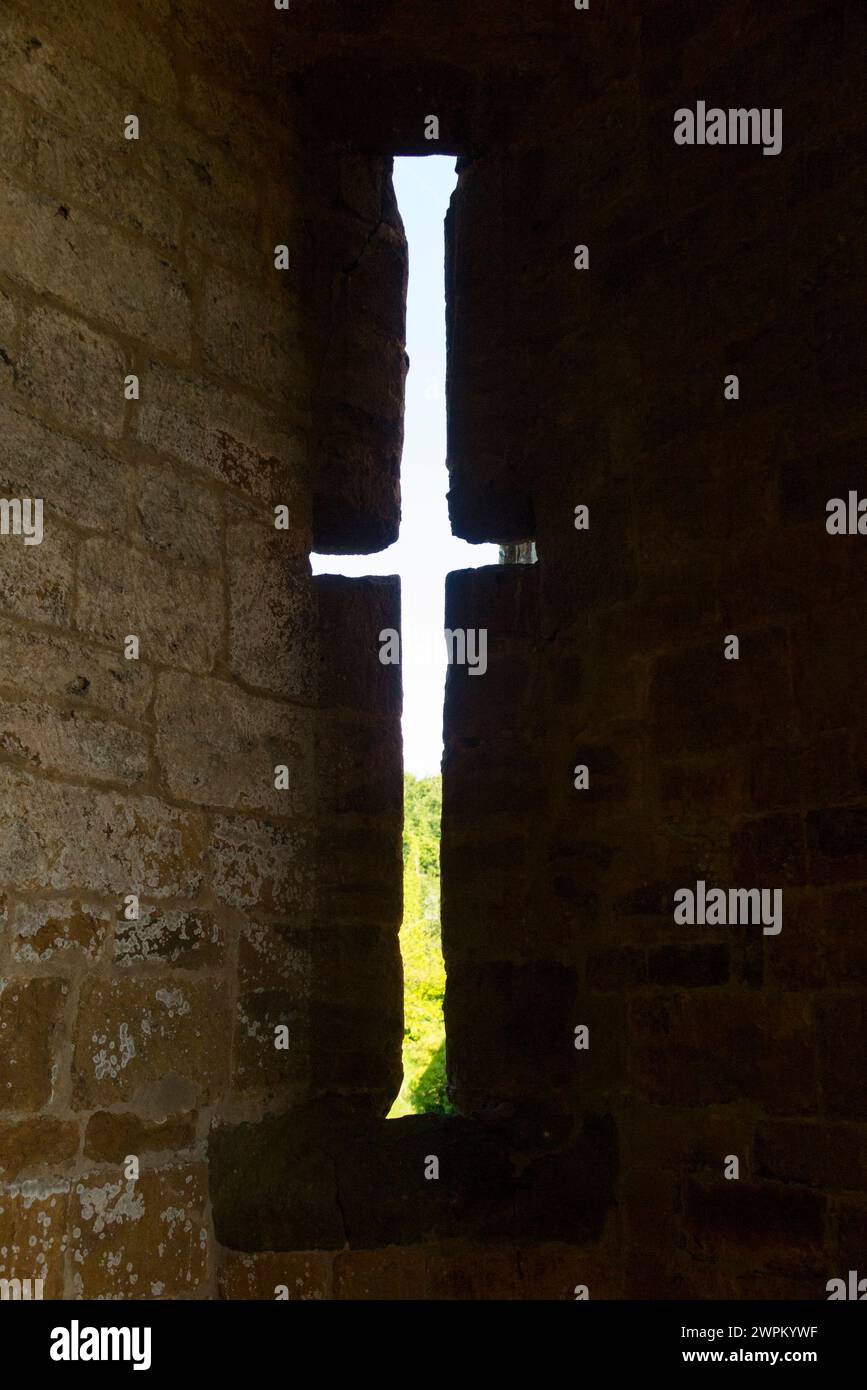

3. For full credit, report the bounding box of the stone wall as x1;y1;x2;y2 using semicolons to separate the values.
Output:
441;0;867;1299
0;0;405;1298
1;0;865;1301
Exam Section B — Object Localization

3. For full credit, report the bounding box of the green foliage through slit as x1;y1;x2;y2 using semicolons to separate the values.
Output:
389;774;452;1117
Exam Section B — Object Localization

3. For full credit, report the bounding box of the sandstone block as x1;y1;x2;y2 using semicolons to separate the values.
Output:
227;520;315;700
629;991;817;1114
76;538;222;673
136;360;304;503
0;620;153;719
0;977;66;1112
0;1118;79;1178
72;977;230;1107
239;919;311;995
199;266;301;406
21;109;182;254
11;898;112;966
0;1181;68;1298
135;464;221;570
0;177;191;355
426;1246;519;1300
0;518;74;625
114;907;223;971
232;990;308;1093
0;764;206;897
69;1165;208;1299
209;812;315;919
83;1111;197;1164
13;301;126;437
731;812;807;884
0;695;149;784
756;1119;867;1191
3;0;176;108
220;1250;330;1301
649;630;795;756
155;672;314;815
808;805;867;884
316;575;401;715
684;1177;825;1252
0;401;128;533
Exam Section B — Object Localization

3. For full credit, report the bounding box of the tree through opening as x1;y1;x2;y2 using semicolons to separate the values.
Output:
312;156;498;1115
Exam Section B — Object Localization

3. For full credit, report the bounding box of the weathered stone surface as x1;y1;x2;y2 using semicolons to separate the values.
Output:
816;996;867;1121
0;177;191;355
0;1118;79;1177
220;1250;331;1301
0;619;153;719
115;907;223;971
2;1;177;110
309;923;402;1105
232;989;308;1095
11;301;126;437
142;106;258;231
648;631;795;756
11;898;112;966
0;765;206;897
0;283;17;377
135;465;221;570
822;888;867;986
239;919;310;995
209;812;314;918
732;812;807;885
76;538;222;673
0;694;149;783
0;9;130;131
183;68;292;168
0;1181;68;1298
234;927;311;1098
513;1118;618;1246
19;108;183;254
83;1110;197;1163
751;734;854;813
183;196;263;280
72;977;230;1108
316;819;402;929
136;360;303;502
69;1165;209;1298
155;672;314;815
517;1241;625;1301
316;714;402;817
0;401;129;533
227;520;315;700
211;1106;614;1256
0;518;74;625
199;266;301;406
808;806;867;885
629;992;817;1114
0;978;66;1112
445;962;578;1109
210;1108;346;1253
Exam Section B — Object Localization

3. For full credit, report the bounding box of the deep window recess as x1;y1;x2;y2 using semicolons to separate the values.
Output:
311;156;498;1115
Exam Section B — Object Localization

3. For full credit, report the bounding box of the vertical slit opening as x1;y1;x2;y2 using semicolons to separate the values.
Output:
311;155;498;1115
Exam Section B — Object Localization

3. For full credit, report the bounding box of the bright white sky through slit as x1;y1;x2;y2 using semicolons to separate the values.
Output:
311;156;499;776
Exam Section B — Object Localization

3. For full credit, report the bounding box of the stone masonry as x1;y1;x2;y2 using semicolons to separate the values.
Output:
1;0;866;1300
